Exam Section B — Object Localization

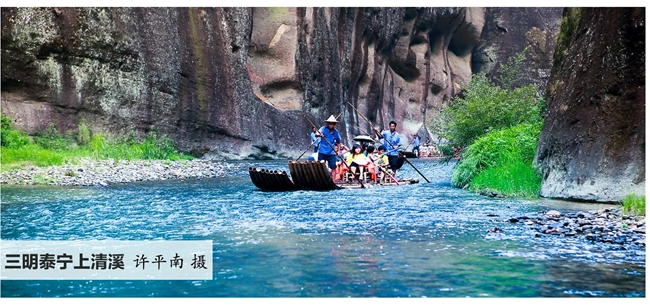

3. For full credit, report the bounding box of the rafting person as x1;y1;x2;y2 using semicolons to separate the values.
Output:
316;115;342;181
374;145;390;182
345;143;370;180
334;144;350;181
378;121;403;176
310;126;321;153
366;145;380;181
412;133;421;158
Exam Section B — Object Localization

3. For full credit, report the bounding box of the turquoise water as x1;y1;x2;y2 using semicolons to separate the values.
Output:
1;160;645;297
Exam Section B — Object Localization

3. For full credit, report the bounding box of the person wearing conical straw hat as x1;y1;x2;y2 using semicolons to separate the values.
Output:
316;115;342;181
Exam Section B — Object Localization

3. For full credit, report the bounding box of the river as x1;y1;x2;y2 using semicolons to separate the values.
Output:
1;159;645;297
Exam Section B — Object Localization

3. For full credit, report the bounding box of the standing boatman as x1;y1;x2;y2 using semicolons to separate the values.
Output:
378;120;403;175
310;127;321;153
412;133;420;158
316;115;342;181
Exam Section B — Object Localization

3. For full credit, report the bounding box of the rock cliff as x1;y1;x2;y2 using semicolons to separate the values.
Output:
1;7;562;159
535;8;645;202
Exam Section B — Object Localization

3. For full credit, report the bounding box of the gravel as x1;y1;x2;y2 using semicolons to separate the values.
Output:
509;208;645;248
1;158;240;186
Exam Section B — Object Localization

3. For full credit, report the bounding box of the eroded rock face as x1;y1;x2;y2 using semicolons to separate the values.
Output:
534;8;645;202
473;7;564;89
1;7;561;160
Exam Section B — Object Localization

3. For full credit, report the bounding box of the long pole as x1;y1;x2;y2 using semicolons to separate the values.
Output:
348;102;430;183
352;124;397;184
304;115;365;188
295;143;313;160
377;164;399;185
354;124;372;136
296;114;337;161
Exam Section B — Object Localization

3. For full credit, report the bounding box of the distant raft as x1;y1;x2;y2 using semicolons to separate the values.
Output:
249;160;418;191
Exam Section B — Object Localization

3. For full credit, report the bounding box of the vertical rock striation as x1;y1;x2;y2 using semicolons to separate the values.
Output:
1;7;562;159
535;8;645;202
473;7;564;89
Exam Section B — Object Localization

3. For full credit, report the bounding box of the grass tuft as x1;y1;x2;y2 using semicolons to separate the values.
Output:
451;122;542;199
621;194;645;216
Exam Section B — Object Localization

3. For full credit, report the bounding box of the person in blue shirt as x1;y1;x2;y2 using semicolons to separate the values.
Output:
412;133;420;158
310;127;321;153
316;115;342;181
307;152;318;162
379;120;403;175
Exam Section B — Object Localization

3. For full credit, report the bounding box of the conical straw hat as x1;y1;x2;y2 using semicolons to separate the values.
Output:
324;115;338;123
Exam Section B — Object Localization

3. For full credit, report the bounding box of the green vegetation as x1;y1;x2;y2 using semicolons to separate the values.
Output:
451;123;542;198
621;194;645;216
497;47;527;90
437;57;544;147
1;113;30;148
1;111;192;171
553;8;581;74
267;7;288;22
437;144;455;157
435;49;546;199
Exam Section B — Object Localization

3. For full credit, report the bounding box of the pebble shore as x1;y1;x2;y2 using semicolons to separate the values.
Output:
506;208;645;248
1;159;240;186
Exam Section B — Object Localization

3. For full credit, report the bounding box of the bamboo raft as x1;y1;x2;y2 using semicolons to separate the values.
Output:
249;160;419;191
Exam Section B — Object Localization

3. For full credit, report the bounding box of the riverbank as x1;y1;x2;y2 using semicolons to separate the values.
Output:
0;158;240;186
503;208;645;248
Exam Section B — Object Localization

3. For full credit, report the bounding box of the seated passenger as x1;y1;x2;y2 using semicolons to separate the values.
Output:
345;143;370;179
334;144;351;181
366;145;378;181
375;145;390;182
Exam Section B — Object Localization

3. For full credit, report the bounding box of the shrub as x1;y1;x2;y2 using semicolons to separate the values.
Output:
434;48;545;147
1;128;31;149
496;46;527;90
438;74;544;147
77;118;92;146
90;134;107;152
1;111;31;148
438;144;455;156
1;112;193;171
33;123;74;150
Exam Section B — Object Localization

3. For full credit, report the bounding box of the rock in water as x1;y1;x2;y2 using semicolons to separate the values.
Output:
545;210;561;218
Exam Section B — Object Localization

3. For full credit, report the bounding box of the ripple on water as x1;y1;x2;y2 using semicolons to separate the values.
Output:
0;160;645;297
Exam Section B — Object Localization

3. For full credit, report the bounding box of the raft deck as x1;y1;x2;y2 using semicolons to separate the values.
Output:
249;160;418;191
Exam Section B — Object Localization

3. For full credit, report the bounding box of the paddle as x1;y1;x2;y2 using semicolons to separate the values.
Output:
304;115;365;188
375;159;399;185
347;102;430;183
379;167;399;185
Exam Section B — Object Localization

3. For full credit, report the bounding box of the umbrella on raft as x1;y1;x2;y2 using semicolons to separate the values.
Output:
352;135;376;142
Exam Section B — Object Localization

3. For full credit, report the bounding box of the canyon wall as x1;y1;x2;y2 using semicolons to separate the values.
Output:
534;8;645;202
1;7;562;159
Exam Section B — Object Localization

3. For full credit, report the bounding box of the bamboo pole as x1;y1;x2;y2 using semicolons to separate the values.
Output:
348;102;430;183
304;115;365;188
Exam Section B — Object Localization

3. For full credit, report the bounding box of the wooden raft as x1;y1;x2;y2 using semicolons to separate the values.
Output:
248;167;296;191
249;160;419;191
249;160;339;191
